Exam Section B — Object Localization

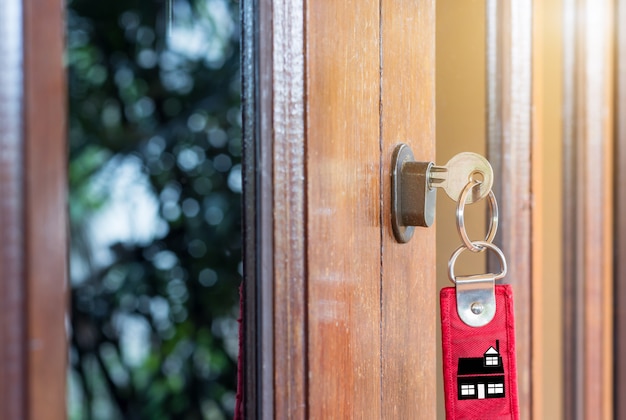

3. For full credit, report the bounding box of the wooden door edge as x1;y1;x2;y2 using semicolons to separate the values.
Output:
613;0;626;418
23;0;69;417
0;1;28;416
241;0;307;418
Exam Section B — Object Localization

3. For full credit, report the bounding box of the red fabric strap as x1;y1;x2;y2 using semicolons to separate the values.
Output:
440;284;520;420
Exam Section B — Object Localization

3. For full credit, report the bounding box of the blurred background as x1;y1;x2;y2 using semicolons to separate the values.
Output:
66;0;241;418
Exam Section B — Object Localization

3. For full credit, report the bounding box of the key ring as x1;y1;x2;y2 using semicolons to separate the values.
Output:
448;240;508;283
456;179;498;252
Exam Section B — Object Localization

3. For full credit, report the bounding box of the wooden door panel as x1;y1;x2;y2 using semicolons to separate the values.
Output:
245;0;438;417
381;0;436;418
306;1;382;417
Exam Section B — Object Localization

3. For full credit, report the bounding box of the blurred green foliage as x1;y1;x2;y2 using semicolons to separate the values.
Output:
67;0;241;418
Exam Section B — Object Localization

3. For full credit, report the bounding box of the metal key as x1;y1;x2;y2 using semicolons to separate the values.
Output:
429;152;493;204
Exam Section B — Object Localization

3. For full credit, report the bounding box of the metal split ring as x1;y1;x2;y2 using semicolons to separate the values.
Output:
448;240;508;283
456;179;498;252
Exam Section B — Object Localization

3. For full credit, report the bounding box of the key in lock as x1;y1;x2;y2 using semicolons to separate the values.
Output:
391;144;494;243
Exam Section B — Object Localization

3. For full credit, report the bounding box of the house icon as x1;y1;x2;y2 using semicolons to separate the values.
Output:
457;340;505;400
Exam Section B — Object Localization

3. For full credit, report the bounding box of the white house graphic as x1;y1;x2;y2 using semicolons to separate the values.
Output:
457;340;505;400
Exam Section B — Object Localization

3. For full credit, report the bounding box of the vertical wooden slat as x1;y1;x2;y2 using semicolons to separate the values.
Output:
241;0;255;416
23;0;68;418
533;0;565;417
243;0;308;416
486;0;533;417
256;1;276;415
0;0;26;418
306;0;381;417
531;1;545;417
380;0;436;418
615;0;626;418
271;0;307;418
241;0;271;417
562;0;614;418
561;1;583;416
242;0;307;417
0;0;67;418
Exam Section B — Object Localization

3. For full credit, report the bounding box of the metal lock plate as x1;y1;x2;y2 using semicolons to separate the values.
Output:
391;144;436;243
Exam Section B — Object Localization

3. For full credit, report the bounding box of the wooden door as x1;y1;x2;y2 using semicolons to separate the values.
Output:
242;0;436;418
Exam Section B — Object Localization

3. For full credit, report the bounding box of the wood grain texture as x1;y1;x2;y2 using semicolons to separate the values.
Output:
244;1;439;416
380;0;436;418
306;0;382;417
486;0;533;417
0;1;27;418
243;0;307;417
562;0;615;418
23;0;68;418
271;0;307;418
616;0;626;418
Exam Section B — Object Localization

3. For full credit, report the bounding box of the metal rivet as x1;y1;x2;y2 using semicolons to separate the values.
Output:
470;302;484;315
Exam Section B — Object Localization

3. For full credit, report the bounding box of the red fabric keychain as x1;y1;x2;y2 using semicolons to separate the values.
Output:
441;284;519;419
440;181;520;420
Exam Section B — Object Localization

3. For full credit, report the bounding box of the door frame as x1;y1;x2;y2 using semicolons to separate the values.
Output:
562;0;615;418
614;0;626;417
241;0;307;418
485;0;534;417
0;0;67;419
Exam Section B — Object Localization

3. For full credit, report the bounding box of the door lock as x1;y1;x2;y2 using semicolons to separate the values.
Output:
391;143;494;243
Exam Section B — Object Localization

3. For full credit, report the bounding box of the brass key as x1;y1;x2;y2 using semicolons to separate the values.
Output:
429;152;493;204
